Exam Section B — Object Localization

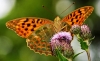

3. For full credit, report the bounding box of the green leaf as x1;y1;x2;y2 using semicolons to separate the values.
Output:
56;49;69;61
78;38;88;50
89;36;95;42
72;51;84;60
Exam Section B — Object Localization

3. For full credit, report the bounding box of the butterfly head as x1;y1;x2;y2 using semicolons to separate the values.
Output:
54;16;61;21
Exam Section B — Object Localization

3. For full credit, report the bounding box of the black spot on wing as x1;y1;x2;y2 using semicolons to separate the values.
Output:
21;31;23;33
36;19;40;23
71;22;74;25
31;29;34;31
32;19;35;23
73;12;75;16
27;23;31;27
40;20;42;24
24;33;26;36
22;23;25;25
75;15;78;19
76;20;78;22
24;18;29;22
71;18;73;22
70;14;72;17
33;24;36;28
25;28;28;31
78;10;82;15
18;28;20;30
22;26;24;28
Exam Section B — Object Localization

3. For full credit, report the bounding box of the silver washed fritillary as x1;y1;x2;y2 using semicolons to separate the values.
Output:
6;6;94;55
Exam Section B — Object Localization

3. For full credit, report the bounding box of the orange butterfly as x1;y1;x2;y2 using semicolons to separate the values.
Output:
6;6;94;55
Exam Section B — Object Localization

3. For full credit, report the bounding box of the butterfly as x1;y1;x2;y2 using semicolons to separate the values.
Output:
6;6;94;56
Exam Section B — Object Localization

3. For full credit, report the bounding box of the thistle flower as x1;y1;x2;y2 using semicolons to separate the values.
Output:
50;32;74;57
80;25;92;40
70;25;81;34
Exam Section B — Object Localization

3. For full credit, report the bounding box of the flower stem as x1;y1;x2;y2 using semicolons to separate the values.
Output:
86;48;91;61
68;59;72;61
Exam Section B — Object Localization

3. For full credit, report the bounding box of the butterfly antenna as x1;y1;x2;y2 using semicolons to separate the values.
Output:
42;5;53;15
60;2;75;15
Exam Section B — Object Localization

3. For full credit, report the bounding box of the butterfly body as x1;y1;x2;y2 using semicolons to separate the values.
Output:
6;6;94;55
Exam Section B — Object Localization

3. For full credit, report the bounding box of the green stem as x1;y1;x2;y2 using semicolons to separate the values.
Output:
68;59;72;61
57;51;68;61
86;48;91;61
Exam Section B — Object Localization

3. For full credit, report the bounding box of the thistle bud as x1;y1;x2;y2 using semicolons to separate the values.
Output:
80;25;92;40
70;25;81;34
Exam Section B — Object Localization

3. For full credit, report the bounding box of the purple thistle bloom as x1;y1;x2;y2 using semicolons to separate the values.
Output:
50;31;74;57
51;32;72;42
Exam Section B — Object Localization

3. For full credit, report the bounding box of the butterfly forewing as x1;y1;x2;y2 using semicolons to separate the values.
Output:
62;6;94;26
6;17;53;38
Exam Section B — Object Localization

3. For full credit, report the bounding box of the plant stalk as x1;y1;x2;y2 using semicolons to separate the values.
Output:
86;48;91;61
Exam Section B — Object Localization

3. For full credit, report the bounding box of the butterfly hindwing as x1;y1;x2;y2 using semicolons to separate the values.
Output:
26;24;54;55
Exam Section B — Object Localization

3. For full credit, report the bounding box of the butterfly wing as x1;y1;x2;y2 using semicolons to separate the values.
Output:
6;17;53;38
61;6;94;26
6;17;54;55
26;24;54;55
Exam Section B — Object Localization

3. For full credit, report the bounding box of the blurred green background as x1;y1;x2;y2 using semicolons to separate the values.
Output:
0;0;100;61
